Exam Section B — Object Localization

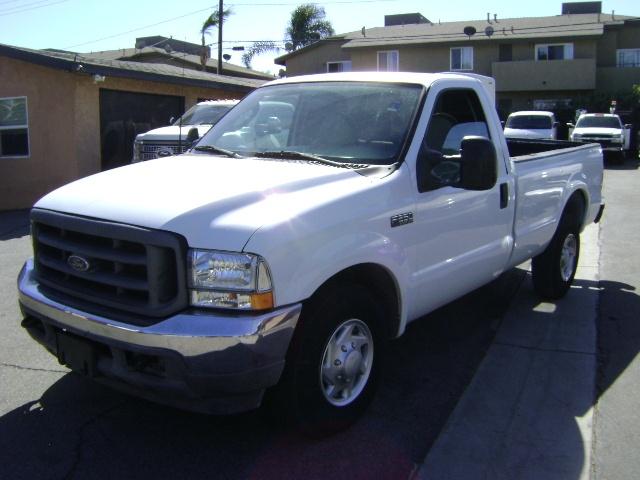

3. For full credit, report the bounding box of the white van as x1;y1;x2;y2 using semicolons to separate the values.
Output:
504;111;558;140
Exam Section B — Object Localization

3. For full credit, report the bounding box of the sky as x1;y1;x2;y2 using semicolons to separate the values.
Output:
0;0;638;74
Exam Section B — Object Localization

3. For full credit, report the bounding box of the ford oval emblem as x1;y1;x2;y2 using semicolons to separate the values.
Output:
67;254;90;272
156;147;175;158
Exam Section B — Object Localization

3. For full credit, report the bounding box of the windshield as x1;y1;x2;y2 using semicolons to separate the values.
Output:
174;104;234;126
196;82;424;166
506;115;553;129
575;116;622;129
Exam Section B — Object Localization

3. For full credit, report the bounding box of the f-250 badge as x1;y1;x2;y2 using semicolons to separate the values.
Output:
390;212;414;228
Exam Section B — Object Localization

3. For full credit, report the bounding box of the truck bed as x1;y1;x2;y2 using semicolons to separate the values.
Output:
506;138;584;158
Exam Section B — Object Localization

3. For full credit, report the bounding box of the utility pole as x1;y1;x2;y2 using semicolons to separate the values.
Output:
218;0;223;76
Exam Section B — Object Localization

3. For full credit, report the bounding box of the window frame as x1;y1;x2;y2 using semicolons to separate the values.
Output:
0;95;30;159
377;50;399;72
450;46;474;71
535;43;574;61
326;60;352;73
616;48;640;68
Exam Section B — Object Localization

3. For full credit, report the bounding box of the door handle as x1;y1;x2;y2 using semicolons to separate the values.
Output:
500;183;508;209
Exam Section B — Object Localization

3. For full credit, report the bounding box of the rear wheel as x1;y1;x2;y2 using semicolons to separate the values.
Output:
267;282;386;435
532;200;582;299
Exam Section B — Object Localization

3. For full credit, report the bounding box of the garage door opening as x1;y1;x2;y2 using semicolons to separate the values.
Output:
99;89;184;170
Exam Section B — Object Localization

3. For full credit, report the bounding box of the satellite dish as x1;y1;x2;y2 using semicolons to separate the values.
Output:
463;26;477;38
223;53;231;61
164;44;173;53
485;26;494;37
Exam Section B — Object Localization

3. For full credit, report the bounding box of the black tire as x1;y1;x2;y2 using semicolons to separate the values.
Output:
266;282;387;435
531;200;582;300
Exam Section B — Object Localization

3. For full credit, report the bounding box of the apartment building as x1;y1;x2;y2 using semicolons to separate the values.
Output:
275;2;640;118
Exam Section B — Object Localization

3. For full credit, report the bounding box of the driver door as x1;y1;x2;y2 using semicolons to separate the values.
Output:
407;85;515;319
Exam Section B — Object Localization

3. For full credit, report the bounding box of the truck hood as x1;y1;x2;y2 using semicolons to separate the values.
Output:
137;125;213;141
35;154;368;250
504;128;553;139
573;127;622;136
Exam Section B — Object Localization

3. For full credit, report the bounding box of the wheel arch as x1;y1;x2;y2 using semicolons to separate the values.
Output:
562;187;588;229
307;263;403;340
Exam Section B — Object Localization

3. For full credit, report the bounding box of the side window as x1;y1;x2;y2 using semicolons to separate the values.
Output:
419;89;491;191
0;96;29;158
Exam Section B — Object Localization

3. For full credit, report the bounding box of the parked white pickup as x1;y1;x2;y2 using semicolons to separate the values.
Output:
19;72;604;433
132;99;238;162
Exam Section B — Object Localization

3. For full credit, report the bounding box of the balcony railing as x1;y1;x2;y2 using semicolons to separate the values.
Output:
492;59;596;92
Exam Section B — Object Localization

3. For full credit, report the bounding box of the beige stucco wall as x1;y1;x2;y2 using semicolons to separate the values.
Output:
0;56;78;210
0;55;247;210
284;41;350;76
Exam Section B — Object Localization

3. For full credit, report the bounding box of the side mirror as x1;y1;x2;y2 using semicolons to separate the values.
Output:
501;120;505;128
553;122;559;128
169;116;175;125
186;127;200;148
567;123;574;128
624;124;632;129
459;136;497;191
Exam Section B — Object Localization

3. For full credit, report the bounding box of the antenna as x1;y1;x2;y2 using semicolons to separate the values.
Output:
361;26;366;37
485;26;494;37
494;13;498;23
463;26;477;38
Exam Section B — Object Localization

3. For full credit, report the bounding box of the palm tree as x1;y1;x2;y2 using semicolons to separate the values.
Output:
285;4;334;52
200;7;232;70
241;41;280;69
242;4;334;69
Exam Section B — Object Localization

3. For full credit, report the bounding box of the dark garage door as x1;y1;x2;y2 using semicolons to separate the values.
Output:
99;89;184;170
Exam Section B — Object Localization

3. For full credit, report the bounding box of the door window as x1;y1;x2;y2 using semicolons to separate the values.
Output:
419;89;491;191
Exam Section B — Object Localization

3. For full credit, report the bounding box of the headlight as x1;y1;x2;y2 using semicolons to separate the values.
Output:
572;133;582;141
132;139;143;162
188;249;273;310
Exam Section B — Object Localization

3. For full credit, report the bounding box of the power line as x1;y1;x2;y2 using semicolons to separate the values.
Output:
60;0;398;50
0;0;69;16
63;4;220;49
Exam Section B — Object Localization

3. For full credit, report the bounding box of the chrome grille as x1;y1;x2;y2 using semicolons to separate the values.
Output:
31;209;188;321
141;142;189;161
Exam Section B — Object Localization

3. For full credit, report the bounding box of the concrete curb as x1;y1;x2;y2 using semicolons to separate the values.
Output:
418;223;600;480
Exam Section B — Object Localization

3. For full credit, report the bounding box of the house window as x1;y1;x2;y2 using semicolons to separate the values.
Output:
450;47;473;70
377;50;399;71
536;43;573;60
617;49;640;67
326;61;352;73
0;96;29;158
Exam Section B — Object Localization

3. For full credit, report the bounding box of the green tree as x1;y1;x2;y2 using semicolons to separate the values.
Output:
200;7;232;70
242;4;334;69
285;4;334;52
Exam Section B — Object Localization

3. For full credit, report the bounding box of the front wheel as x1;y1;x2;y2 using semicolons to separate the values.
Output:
267;282;386;435
532;209;581;300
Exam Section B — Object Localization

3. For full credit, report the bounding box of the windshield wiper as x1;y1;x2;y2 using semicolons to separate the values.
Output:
254;150;367;168
193;145;243;158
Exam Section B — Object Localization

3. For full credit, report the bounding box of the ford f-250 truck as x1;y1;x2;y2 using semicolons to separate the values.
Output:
18;72;604;432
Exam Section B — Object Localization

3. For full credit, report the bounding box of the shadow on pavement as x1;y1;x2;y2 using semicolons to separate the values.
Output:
0;269;527;480
603;156;639;170
0;209;30;240
422;275;640;480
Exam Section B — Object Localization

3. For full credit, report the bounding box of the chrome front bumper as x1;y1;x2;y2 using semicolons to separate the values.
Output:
18;258;302;413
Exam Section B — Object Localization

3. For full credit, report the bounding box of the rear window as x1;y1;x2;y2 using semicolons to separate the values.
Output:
506;115;552;130
575;116;622;129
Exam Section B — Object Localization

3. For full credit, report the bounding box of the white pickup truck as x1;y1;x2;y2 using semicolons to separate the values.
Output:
132;99;238;162
18;72;604;433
